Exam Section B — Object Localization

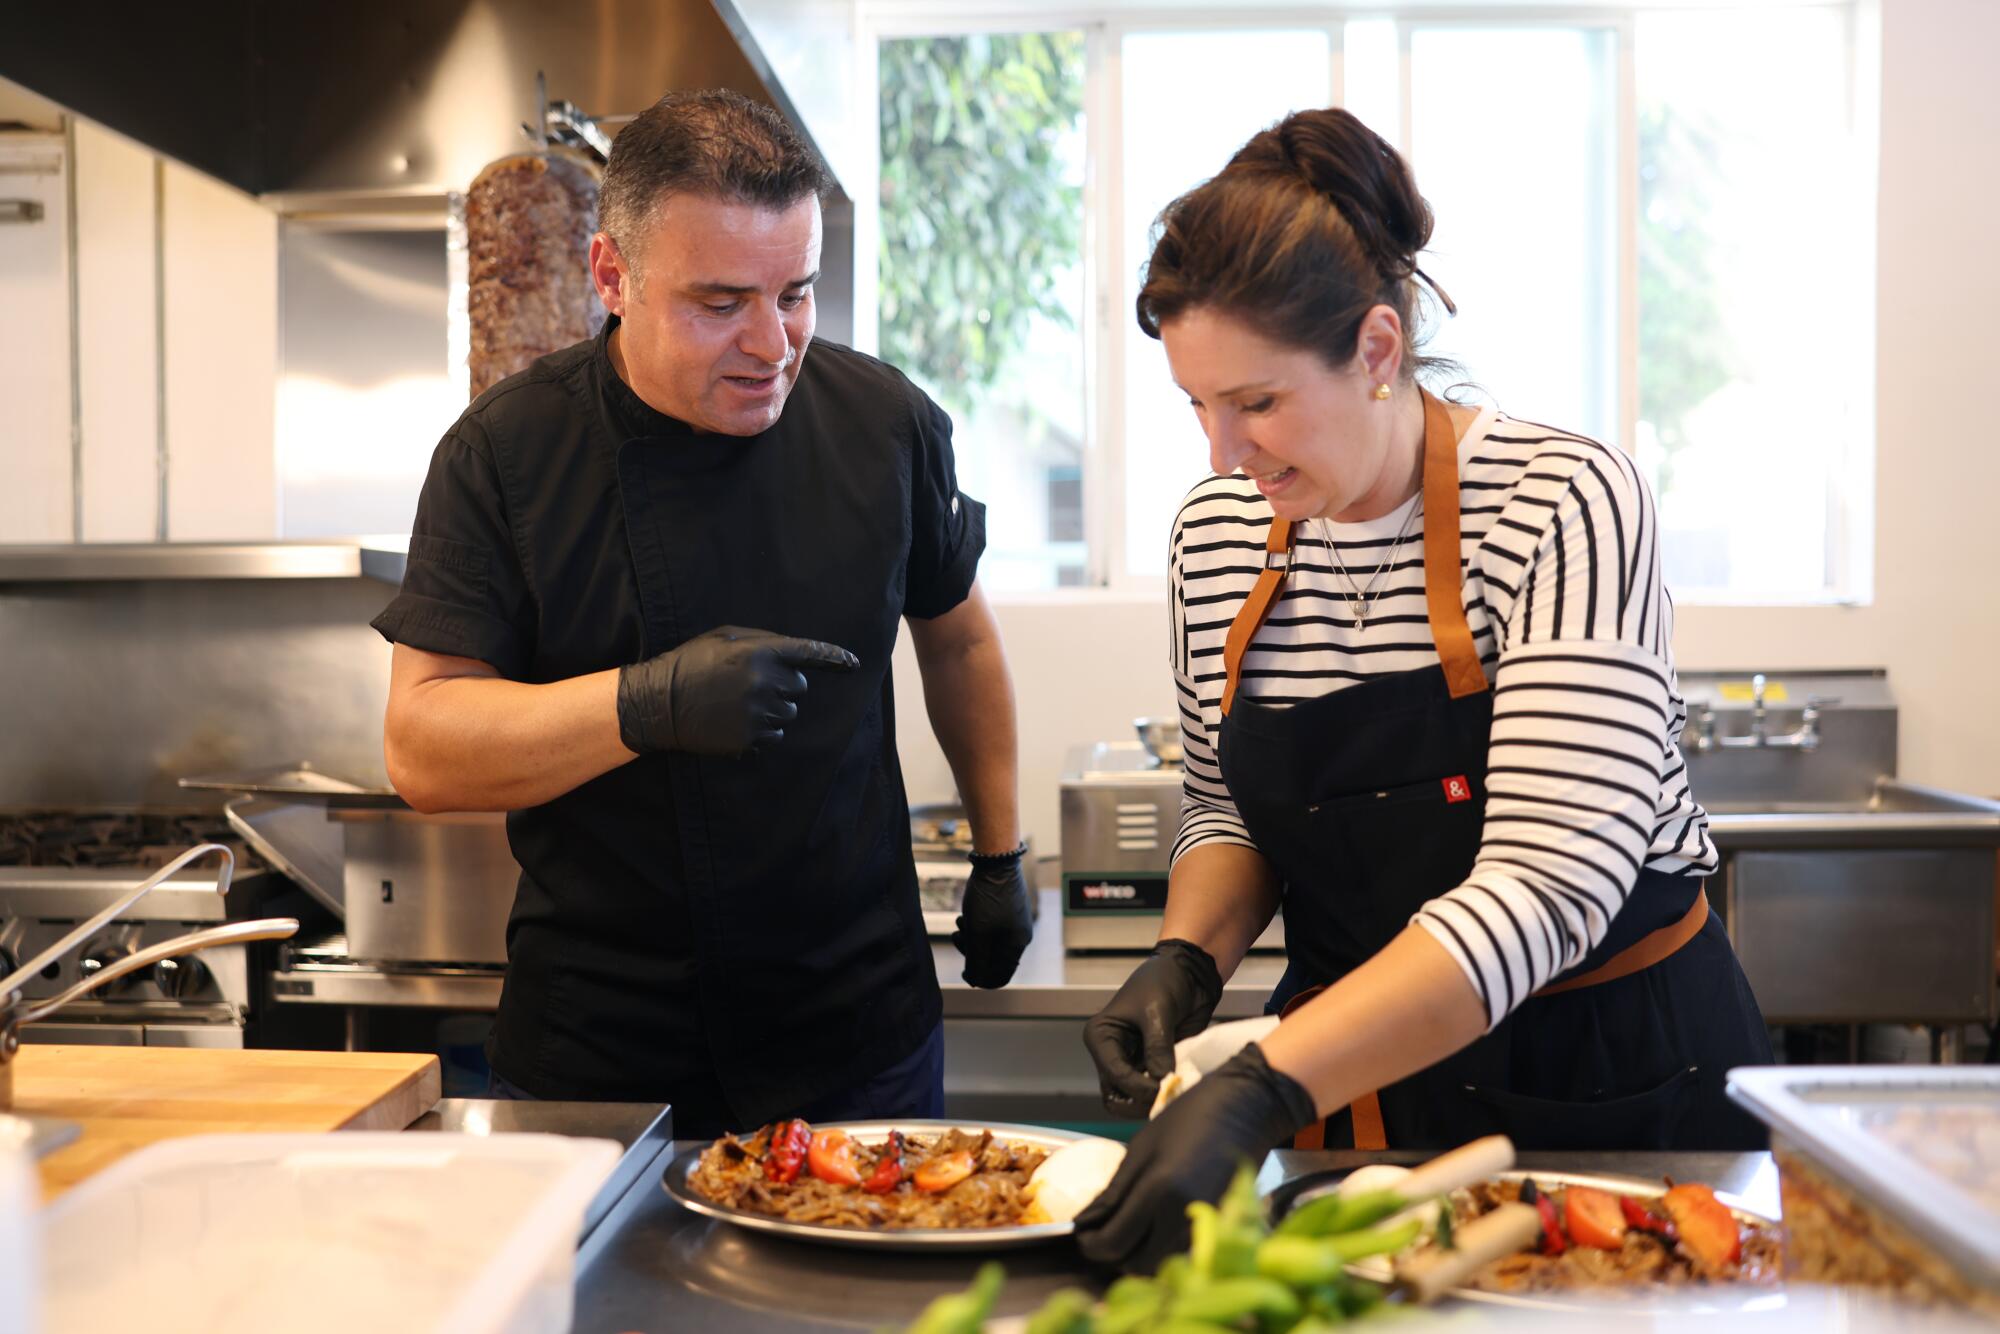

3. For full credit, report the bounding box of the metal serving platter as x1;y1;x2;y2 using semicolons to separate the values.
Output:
1276;1168;1787;1315
662;1119;1106;1252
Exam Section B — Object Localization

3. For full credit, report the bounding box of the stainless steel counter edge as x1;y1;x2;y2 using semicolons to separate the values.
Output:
0;540;408;583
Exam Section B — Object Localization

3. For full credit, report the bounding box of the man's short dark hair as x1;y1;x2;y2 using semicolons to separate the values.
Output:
599;88;831;258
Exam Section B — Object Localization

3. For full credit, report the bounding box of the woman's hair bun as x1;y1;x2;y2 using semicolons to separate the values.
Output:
1267;109;1432;283
1134;103;1451;381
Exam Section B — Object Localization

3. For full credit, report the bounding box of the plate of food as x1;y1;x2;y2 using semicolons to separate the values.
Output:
1278;1165;1786;1313
663;1118;1127;1251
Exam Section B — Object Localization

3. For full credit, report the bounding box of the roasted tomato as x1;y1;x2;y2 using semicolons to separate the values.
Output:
912;1149;976;1194
765;1119;811;1184
862;1130;906;1194
807;1129;862;1186
1564;1186;1628;1250
1662;1183;1741;1268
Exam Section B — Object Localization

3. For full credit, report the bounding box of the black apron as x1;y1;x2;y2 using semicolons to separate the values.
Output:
1216;392;1771;1151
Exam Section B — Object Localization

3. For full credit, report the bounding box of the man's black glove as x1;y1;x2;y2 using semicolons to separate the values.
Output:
616;625;857;757
1081;939;1223;1118
953;850;1033;989
1073;1043;1316;1274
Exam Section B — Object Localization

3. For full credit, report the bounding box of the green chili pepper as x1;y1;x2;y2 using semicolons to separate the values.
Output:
1094;1277;1165;1334
905;1261;1004;1334
1187;1200;1221;1278
1275;1187;1409;1239
1167;1275;1304;1326
1021;1287;1095;1334
1255;1218;1424;1287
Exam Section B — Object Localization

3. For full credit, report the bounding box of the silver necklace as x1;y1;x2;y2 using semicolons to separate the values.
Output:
1318;496;1422;628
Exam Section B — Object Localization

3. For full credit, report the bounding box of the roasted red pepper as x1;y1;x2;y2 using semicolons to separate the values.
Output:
1621;1194;1679;1242
764;1119;811;1183
1522;1179;1565;1256
862;1130;906;1194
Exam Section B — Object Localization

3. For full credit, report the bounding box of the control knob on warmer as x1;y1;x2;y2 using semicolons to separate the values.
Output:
151;955;210;999
78;943;137;993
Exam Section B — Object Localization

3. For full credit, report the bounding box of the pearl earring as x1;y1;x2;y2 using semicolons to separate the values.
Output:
1373;382;1392;401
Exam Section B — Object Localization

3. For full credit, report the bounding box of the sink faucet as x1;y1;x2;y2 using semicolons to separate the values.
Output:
1695;675;1836;752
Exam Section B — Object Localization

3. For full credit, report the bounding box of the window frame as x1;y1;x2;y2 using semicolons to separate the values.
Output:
858;1;1874;606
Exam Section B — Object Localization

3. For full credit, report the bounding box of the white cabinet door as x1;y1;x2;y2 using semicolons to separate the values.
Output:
0;132;72;542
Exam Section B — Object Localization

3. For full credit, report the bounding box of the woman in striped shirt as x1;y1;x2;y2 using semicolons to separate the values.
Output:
1073;107;1771;1271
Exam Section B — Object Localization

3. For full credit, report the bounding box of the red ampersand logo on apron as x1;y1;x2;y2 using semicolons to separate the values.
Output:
1442;775;1472;803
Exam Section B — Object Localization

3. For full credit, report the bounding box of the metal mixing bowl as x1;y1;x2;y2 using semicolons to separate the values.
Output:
1133;717;1182;767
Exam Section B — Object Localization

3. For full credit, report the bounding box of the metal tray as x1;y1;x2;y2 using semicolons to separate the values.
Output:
178;764;407;810
1274;1168;1785;1315
662;1119;1103;1251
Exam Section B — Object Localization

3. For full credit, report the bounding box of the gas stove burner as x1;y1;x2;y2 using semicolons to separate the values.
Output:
0;809;254;872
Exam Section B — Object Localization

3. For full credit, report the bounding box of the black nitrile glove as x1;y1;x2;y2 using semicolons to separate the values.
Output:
953;852;1033;989
615;625;857;757
1081;939;1223;1118
1073;1043;1316;1274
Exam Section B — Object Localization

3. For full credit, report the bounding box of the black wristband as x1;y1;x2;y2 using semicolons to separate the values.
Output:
966;840;1028;868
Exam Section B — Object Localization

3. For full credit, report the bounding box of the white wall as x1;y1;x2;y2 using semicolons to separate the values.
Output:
893;0;2000;856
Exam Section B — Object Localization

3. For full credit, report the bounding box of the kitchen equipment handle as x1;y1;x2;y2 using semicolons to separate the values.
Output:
0;843;233;1000
13;918;299;1026
0;199;45;224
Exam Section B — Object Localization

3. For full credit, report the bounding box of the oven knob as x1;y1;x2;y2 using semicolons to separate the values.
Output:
79;944;136;992
152;955;210;999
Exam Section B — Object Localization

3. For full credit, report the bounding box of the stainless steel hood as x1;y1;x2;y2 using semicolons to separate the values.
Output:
0;0;849;204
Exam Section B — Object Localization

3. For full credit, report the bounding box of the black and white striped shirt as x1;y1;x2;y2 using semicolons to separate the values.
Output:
1169;406;1717;1028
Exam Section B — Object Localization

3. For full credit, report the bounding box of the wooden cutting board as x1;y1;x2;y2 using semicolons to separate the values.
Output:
10;1045;441;1200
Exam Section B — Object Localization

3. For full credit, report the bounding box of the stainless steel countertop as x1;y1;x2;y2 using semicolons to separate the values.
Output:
575;1148;1781;1332
935;889;1287;1020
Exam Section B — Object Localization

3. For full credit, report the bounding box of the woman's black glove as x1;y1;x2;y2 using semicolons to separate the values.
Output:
616;625;857;757
954;848;1034;989
1081;939;1223;1117
1073;1043;1316;1273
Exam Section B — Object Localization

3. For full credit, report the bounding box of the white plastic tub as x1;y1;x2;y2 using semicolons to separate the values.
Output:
39;1132;619;1334
1728;1065;2000;1315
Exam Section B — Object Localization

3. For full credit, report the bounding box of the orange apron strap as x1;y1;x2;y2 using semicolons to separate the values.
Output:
1349;1092;1388;1152
1534;887;1710;997
1420;390;1487;700
1220;518;1294;716
1277;984;1384;1151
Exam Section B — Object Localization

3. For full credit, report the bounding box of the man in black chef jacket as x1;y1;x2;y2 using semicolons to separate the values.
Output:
371;89;1033;1136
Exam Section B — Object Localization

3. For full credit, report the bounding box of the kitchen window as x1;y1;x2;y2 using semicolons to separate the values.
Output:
863;3;1875;603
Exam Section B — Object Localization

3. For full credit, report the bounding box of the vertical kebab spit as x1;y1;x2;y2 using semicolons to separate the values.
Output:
465;147;608;399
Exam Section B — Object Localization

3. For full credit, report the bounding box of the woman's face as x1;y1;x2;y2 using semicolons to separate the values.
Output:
1160;305;1406;523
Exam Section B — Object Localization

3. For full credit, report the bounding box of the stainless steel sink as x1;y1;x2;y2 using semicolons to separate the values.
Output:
1706;778;2000;851
1676;671;1999;1029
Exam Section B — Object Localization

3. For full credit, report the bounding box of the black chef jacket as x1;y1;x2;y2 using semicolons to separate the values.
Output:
371;316;986;1129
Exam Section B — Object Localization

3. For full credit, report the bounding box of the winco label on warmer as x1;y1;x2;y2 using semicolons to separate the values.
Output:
1063;874;1170;913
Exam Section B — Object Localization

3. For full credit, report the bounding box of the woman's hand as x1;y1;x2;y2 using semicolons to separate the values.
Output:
1072;1043;1316;1273
1081;939;1224;1117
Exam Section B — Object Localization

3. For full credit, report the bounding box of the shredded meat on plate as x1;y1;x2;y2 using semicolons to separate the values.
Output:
1446;1179;1784;1296
689;1126;1050;1230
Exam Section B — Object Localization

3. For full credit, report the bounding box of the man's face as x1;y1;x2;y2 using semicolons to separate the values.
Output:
589;192;820;436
